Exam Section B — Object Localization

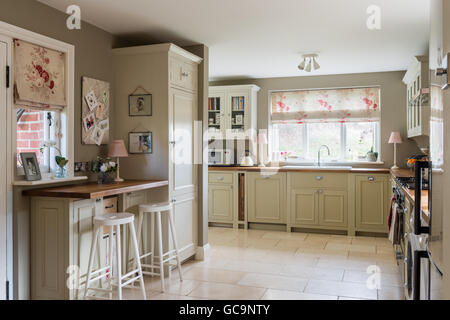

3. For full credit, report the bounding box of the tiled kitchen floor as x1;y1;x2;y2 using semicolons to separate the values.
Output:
123;227;403;300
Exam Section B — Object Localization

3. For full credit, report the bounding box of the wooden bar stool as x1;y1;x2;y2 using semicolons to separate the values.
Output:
84;213;146;300
135;202;183;292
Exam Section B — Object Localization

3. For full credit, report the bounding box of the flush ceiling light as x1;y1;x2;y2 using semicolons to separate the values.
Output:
298;53;320;72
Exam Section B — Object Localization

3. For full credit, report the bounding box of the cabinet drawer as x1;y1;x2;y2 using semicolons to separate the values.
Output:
103;197;118;214
289;172;347;189
170;57;197;91
209;172;233;184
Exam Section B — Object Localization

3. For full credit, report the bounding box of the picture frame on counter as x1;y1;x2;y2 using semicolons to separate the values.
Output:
20;152;42;181
129;132;152;154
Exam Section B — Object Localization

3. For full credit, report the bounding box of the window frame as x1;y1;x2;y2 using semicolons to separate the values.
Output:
0;21;75;182
268;87;382;165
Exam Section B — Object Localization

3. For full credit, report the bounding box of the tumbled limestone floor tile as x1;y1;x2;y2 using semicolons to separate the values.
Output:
188;282;266;300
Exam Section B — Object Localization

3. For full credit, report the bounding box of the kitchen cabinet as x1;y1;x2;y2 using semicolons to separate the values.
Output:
208;171;246;228
247;172;286;224
290;188;318;226
113;43;201;264
31;197;104;300
208;85;260;140
209;184;234;223
354;174;390;232
403;56;430;138
318;189;347;227
287;172;348;231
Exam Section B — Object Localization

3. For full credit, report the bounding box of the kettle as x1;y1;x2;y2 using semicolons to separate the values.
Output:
240;151;254;167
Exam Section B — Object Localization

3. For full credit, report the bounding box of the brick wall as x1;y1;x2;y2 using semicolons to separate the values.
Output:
17;110;44;164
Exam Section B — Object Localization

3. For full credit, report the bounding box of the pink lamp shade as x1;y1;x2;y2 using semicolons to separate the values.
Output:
388;132;403;144
108;140;129;158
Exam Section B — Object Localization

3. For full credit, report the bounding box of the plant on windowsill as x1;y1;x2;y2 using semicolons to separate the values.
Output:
366;146;379;162
40;141;68;178
91;157;117;184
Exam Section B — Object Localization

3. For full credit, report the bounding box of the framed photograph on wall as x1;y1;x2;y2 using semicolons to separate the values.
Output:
20;152;41;181
129;94;152;116
129;132;152;154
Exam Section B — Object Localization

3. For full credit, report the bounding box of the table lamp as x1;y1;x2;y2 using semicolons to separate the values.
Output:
388;132;403;170
108;140;128;182
257;132;268;167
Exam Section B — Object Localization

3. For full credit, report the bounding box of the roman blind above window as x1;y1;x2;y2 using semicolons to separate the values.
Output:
14;39;66;111
271;87;380;123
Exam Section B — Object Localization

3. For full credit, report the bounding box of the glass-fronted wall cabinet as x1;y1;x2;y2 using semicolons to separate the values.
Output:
403;55;430;138
208;85;260;140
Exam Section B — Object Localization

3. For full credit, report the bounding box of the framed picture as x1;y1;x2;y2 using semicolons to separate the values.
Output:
129;132;152;154
129;94;152;116
20;152;41;181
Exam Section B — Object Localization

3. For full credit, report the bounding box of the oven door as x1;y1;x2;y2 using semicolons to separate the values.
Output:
404;233;428;300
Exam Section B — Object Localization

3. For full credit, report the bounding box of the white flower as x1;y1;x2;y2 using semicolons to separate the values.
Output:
100;164;107;172
109;161;115;167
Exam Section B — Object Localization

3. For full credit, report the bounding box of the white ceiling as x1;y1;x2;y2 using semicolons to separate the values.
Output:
38;0;430;80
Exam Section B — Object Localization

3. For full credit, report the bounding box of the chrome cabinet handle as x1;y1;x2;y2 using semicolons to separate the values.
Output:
368;176;375;181
217;176;224;181
315;176;323;180
263;176;270;179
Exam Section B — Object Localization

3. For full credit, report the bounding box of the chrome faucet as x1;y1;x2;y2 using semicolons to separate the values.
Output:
317;145;330;167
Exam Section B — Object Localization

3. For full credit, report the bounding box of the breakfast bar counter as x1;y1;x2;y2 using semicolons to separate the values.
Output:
22;179;168;199
23;179;169;300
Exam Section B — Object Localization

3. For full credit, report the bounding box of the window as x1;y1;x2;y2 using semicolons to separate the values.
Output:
16;109;61;173
270;87;380;163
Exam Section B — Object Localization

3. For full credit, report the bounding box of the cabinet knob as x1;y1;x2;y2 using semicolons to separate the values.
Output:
181;71;189;77
217;176;224;181
368;176;375;181
315;176;323;180
263;176;270;179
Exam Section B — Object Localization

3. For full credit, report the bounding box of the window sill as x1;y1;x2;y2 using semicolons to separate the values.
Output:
274;161;385;167
13;176;88;186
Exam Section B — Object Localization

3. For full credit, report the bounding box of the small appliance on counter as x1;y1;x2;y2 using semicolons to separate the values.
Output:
208;138;255;167
240;151;254;167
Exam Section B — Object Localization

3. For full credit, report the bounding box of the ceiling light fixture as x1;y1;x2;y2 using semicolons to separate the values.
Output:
298;53;320;72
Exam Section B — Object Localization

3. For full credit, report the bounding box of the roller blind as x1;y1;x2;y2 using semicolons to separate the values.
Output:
271;87;380;123
14;39;66;111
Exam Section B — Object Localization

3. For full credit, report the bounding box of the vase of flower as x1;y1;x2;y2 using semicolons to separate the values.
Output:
40;141;68;178
92;157;117;184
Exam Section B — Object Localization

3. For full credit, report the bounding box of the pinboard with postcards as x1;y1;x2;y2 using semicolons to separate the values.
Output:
81;76;110;145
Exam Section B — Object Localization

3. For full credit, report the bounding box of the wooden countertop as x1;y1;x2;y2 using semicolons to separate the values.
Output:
209;166;390;174
389;168;429;222
22;179;169;199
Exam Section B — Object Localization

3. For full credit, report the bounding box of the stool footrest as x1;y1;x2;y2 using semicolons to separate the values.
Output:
121;275;142;287
121;269;141;281
85;294;112;300
86;287;113;293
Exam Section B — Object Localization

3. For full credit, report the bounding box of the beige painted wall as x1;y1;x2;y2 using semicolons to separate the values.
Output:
211;71;421;168
441;0;450;299
0;0;117;299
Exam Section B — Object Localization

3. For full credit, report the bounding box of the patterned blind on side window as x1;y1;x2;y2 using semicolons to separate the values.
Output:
14;39;66;111
271;87;380;123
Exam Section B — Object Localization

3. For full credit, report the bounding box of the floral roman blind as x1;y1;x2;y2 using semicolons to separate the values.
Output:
14;39;66;111
271;87;380;123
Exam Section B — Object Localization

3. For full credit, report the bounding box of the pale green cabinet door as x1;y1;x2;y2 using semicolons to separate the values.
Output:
208;184;234;222
247;173;286;224
319;190;347;227
291;188;318;225
355;175;389;232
